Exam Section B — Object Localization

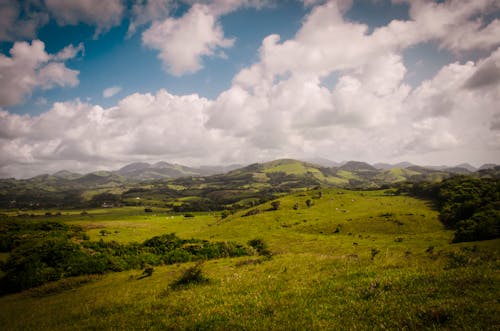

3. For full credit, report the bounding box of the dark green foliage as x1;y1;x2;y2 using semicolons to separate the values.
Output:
139;267;154;278
171;262;208;288
247;238;271;257
242;209;260;217
89;193;122;207
0;222;249;294
270;201;281;210
406;176;499;242
305;199;312;207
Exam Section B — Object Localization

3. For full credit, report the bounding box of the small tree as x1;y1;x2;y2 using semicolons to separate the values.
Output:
293;202;299;210
306;199;313;208
270;201;281;210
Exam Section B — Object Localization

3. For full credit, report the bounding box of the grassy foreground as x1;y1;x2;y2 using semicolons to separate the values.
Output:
0;189;498;330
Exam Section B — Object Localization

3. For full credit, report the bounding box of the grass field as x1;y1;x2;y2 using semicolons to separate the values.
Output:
0;188;498;330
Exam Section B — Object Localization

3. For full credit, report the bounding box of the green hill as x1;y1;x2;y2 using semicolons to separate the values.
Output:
0;188;498;330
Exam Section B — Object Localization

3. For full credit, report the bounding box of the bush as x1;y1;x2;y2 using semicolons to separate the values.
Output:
171;262;208;288
370;248;380;260
248;238;271;258
270;201;280;210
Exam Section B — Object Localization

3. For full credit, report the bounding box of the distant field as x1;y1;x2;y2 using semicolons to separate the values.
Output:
0;189;498;330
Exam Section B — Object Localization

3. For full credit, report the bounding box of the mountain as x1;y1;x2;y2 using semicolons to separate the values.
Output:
339;161;376;172
444;167;472;174
373;162;415;170
52;170;82;180
456;163;477;172
302;157;341;167
115;161;217;181
117;162;151;174
479;163;497;170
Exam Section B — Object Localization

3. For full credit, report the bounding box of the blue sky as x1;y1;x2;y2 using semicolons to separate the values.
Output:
0;0;499;177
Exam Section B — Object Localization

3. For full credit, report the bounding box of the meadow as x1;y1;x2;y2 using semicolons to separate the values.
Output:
0;188;498;330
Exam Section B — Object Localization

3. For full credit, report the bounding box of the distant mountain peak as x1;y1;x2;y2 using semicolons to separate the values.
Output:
52;170;82;180
118;162;151;174
479;163;497;170
455;163;476;172
152;161;174;169
339;161;376;171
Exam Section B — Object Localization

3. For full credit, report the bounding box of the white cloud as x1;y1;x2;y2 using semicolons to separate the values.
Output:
103;86;122;98
0;40;80;107
0;90;221;178
141;0;270;75
142;3;234;75
54;43;85;61
45;0;125;36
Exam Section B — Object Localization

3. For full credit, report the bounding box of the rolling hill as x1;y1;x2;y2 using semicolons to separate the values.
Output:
0;159;497;209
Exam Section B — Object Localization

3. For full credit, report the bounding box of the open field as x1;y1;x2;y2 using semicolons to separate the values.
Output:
0;188;498;330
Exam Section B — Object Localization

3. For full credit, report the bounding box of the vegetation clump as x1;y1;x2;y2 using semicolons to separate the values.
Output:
0;222;249;294
171;262;208;288
405;176;499;242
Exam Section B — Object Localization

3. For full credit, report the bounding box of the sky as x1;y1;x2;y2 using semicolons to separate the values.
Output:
0;0;499;178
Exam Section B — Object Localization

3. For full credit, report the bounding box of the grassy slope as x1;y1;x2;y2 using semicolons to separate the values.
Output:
0;189;498;330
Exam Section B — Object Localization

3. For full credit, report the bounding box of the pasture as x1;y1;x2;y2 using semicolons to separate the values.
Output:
0;188;498;330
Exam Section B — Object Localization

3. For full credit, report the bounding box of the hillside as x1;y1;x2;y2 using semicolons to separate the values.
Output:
1;159;498;210
0;188;498;329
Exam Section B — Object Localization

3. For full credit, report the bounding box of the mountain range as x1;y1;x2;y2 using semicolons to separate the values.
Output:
0;158;498;209
2;159;498;184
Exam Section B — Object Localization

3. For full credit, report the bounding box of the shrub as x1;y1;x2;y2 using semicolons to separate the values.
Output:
171;262;208;288
142;267;154;277
248;238;271;258
370;248;380;260
270;201;281;210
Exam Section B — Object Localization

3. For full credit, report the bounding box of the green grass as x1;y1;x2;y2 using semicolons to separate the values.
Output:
0;188;498;330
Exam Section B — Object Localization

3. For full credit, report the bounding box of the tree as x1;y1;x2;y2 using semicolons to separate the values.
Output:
306;199;313;208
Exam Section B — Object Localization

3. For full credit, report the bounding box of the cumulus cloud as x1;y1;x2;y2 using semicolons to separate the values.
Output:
0;40;81;107
0;91;220;178
45;0;125;36
103;86;122;98
141;0;269;75
142;3;234;75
